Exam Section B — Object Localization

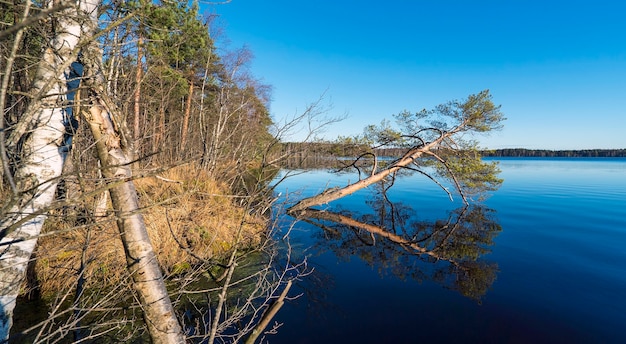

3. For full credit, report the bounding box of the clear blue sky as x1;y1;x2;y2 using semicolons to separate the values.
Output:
206;0;626;149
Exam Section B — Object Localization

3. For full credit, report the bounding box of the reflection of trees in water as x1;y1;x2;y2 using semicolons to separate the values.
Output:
298;184;501;302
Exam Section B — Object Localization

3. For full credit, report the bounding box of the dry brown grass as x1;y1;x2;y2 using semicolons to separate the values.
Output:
33;164;266;296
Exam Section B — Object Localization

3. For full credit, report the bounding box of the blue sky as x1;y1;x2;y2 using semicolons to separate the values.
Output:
206;0;626;149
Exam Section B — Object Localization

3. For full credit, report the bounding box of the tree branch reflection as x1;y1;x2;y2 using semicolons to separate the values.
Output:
294;197;501;302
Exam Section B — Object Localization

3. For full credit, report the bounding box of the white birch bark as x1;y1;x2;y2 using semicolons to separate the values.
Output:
0;1;98;340
79;19;185;344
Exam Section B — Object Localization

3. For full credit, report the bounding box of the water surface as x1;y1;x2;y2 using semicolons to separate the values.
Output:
270;158;626;343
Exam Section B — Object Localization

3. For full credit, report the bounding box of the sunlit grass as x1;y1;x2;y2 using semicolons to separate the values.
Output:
33;164;266;296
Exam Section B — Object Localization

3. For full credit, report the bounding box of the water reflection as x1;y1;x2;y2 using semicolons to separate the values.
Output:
293;186;501;302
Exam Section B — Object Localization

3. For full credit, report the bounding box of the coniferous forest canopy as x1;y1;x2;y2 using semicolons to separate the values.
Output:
0;0;620;343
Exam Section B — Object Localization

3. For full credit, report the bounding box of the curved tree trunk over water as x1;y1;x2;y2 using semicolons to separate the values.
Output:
287;128;457;214
287;90;504;214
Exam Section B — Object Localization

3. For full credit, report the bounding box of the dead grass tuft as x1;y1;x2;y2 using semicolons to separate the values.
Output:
33;164;266;296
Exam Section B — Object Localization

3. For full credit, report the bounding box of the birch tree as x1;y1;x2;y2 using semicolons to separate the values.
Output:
1;1;184;342
1;0;321;341
80;29;186;344
1;1;94;338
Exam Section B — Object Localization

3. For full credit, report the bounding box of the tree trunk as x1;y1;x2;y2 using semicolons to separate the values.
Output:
0;1;90;339
156;107;165;148
181;81;193;150
80;35;185;344
287;132;453;213
134;35;143;142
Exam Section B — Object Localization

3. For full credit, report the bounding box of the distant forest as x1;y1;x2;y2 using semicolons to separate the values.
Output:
279;142;626;160
480;148;626;158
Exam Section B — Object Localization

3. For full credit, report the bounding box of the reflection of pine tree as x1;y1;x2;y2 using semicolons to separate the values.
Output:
300;186;501;302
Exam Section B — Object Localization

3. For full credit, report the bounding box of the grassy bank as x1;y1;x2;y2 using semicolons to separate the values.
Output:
32;164;267;297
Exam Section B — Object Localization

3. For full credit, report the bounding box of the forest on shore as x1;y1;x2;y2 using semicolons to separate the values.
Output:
480;148;626;157
277;142;626;163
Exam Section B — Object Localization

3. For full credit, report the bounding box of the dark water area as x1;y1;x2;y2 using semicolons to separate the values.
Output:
269;158;626;343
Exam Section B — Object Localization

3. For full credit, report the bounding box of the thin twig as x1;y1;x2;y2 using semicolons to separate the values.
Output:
244;279;292;344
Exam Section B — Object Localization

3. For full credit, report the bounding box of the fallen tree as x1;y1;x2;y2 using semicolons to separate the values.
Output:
287;90;504;214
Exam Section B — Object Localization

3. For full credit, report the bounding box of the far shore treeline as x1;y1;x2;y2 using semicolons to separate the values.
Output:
481;148;625;157
278;142;626;161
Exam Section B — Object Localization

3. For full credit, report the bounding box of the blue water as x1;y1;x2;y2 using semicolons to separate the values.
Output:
270;158;626;343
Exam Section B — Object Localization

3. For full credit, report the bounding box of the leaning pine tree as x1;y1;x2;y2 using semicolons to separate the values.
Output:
288;90;505;214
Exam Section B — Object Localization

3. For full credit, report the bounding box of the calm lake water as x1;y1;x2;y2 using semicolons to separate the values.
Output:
270;158;626;343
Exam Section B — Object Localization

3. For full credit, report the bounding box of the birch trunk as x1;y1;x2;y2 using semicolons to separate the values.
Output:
2;1;185;341
80;34;185;344
0;1;95;339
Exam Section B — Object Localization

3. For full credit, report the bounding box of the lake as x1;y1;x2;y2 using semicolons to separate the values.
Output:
269;158;626;343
